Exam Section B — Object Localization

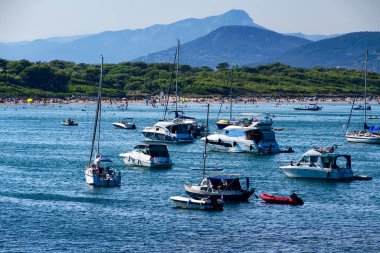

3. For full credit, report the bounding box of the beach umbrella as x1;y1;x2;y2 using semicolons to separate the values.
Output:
27;98;33;103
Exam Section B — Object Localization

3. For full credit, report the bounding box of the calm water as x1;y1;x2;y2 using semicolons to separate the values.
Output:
0;102;379;252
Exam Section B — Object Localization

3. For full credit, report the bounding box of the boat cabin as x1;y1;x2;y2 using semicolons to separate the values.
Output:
200;175;249;191
134;143;170;157
298;150;351;169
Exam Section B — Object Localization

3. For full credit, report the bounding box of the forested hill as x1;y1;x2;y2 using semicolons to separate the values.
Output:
0;58;380;98
136;26;310;67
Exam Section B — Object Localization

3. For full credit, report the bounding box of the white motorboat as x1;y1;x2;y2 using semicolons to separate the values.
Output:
62;118;78;126
279;149;356;180
112;118;136;129
85;56;121;187
202;116;280;154
142;120;194;143
345;51;380;144
293;103;322;111
120;143;173;168
170;196;224;210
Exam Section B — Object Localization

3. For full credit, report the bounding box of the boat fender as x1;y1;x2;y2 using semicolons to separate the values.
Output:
233;141;237;147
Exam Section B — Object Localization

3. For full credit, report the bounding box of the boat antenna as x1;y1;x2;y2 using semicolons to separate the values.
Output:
175;39;180;114
202;103;210;180
163;45;178;120
89;55;103;164
364;50;368;130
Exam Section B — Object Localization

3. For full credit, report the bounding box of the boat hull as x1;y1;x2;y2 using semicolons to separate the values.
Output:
85;167;121;187
112;123;136;129
184;184;253;202
170;196;223;210
345;135;380;144
121;154;173;168
142;131;194;143
261;193;303;205
279;165;354;180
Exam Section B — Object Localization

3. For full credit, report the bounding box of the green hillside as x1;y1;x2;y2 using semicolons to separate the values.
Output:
0;58;379;98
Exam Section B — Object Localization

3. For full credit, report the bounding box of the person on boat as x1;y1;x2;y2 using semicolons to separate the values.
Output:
329;146;335;153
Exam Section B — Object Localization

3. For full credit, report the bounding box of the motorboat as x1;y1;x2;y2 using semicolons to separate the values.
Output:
185;175;255;202
345;51;379;144
216;119;233;130
202;116;280;154
85;56;121;187
112;118;136;129
293;103;322;111
261;193;304;205
279;149;360;180
353;104;371;111
142;120;195;143
169;110;205;138
170;196;224;210
368;115;379;119
62;118;78;126
120;143;173;168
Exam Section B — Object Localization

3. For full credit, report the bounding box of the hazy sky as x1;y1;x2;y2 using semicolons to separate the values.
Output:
1;0;379;42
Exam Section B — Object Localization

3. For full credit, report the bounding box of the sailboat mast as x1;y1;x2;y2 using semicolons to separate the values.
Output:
175;39;180;113
89;55;103;164
202;104;210;180
229;68;233;121
97;57;103;154
364;50;368;129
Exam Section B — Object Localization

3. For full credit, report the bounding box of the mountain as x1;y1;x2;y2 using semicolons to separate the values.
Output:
277;32;380;72
136;26;310;68
0;9;260;63
284;33;341;41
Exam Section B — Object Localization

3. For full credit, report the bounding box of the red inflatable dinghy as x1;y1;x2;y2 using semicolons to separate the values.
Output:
261;193;304;205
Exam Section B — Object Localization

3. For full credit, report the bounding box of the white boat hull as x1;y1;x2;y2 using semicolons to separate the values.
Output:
170;196;223;210
279;165;354;180
120;152;173;168
112;122;136;129
85;167;121;187
345;135;380;144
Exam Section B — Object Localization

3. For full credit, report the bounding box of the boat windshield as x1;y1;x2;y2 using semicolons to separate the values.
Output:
148;145;169;157
170;124;192;134
221;129;246;137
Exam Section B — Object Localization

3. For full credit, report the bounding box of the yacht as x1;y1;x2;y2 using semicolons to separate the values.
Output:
142;120;195;143
202;116;280;154
279;149;356;180
120;143;173;168
345;51;380;144
85;56;121;187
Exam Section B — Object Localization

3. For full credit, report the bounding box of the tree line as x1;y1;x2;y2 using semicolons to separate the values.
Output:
0;58;379;98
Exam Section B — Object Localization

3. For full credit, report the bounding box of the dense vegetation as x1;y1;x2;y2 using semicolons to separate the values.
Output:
0;58;379;98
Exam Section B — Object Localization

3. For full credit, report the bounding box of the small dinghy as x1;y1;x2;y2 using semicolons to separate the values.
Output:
261;193;304;205
170;196;224;211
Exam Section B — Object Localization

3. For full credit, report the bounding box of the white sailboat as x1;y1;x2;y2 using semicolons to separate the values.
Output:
85;56;121;187
345;51;380;144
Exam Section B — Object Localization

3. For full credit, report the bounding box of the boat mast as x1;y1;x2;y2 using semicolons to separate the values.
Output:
229;68;233;121
89;55;103;164
202;104;210;180
163;47;178;120
175;39;180;113
364;50;368;130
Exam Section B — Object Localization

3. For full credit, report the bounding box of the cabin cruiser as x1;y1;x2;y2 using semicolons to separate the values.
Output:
85;156;121;187
184;175;255;202
293;103;322;111
279;149;357;180
202;117;280;154
142;120;195;143
170;196;224;210
112;118;136;129
120;143;173;168
62;118;78;126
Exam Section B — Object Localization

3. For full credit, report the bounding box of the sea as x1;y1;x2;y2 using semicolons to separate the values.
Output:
0;101;379;252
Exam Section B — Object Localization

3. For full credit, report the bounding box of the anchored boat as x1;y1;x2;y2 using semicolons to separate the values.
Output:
170;196;224;210
120;143;173;168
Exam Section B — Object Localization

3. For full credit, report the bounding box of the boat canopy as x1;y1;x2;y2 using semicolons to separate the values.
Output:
207;175;242;191
134;143;170;157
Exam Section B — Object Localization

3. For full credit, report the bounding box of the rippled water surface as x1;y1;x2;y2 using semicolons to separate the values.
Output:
1;102;379;252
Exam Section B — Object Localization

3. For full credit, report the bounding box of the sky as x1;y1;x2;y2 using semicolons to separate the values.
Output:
0;0;380;42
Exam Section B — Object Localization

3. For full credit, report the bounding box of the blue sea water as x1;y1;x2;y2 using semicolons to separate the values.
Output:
0;102;379;252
